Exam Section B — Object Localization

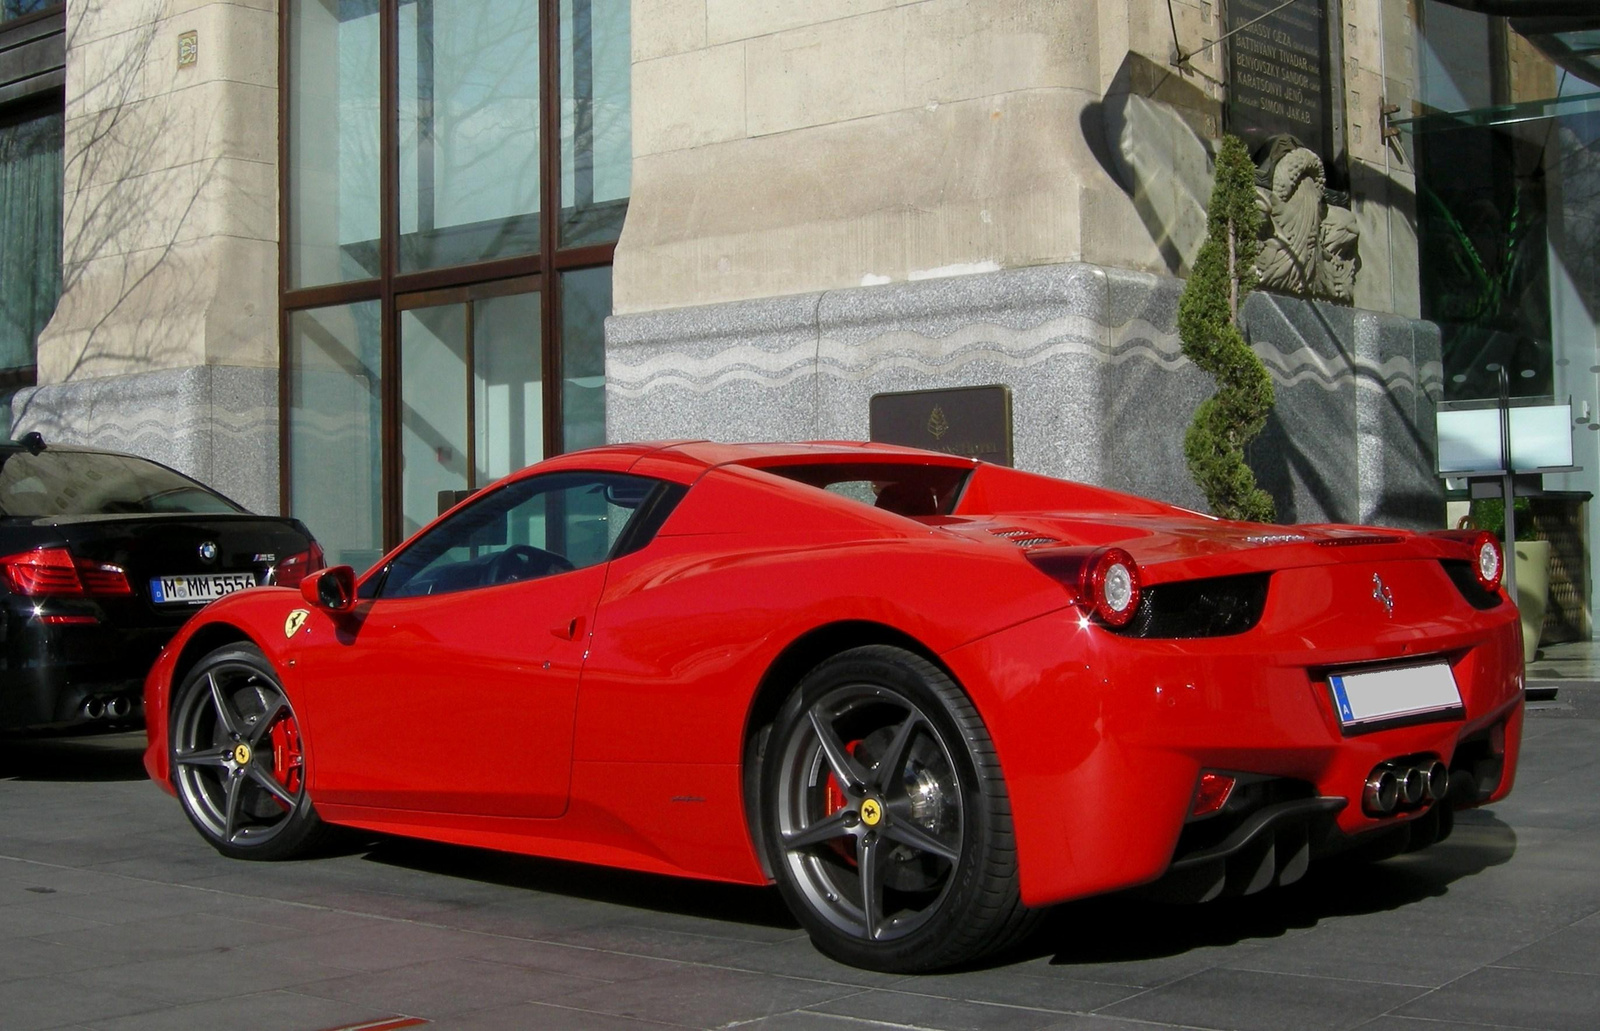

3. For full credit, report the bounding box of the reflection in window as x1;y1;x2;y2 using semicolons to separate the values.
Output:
561;0;630;247
398;290;543;537
561;267;609;452
288;302;384;569
380;472;659;597
399;0;541;271
1;1;54;21
475;292;544;482
0;107;61;371
0;451;244;517
288;0;381;288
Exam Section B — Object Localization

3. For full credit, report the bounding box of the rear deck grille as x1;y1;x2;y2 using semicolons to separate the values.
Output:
988;527;1060;549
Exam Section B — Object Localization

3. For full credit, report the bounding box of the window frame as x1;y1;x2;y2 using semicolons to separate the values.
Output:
278;0;624;553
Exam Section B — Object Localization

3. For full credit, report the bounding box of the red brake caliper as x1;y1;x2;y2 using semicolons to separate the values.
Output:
268;714;305;810
823;740;863;864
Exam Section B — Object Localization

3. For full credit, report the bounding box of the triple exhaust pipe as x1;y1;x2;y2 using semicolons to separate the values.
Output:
1363;758;1449;815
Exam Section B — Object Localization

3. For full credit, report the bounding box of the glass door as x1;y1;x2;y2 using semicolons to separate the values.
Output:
398;279;543;536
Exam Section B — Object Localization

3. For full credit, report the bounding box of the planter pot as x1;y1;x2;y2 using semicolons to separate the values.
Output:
1513;539;1551;665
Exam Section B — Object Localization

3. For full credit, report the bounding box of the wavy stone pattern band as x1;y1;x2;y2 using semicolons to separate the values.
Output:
607;262;1445;529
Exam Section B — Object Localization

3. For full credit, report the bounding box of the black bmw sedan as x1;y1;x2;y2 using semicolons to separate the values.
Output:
0;435;322;734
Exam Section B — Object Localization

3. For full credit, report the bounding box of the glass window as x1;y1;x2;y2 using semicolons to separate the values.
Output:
398;0;541;271
560;0;630;247
379;471;660;597
288;0;382;289
560;267;609;452
398;288;543;536
288;302;385;569
475;291;544;482
0;450;245;516
0;106;62;371
284;1;630;555
400;302;471;535
1;1;55;21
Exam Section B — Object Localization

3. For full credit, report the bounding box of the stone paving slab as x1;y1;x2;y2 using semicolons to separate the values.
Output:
1;708;1597;1031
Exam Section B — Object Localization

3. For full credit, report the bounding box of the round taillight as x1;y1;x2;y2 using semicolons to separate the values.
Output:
1084;548;1141;627
1473;532;1502;592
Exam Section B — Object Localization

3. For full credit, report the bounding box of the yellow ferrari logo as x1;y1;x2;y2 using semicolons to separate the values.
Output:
233;743;252;765
284;609;309;639
860;798;882;827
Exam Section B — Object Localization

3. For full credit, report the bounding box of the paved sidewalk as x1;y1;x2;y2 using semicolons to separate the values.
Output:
2;696;1598;1031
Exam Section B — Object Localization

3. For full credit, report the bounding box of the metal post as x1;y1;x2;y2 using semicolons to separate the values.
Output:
1499;368;1518;601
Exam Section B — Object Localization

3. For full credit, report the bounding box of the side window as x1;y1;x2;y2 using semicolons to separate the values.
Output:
376;472;676;599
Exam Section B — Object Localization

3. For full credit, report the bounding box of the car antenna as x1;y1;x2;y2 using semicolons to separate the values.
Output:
19;431;44;455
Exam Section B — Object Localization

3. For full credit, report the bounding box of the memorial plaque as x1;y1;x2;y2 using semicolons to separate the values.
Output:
1226;0;1336;161
869;385;1013;467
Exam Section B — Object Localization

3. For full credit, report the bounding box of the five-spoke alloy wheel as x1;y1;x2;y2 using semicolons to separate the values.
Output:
761;645;1035;972
171;644;328;860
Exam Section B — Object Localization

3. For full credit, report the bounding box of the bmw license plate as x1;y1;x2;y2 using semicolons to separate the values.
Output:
1328;662;1463;732
149;572;259;605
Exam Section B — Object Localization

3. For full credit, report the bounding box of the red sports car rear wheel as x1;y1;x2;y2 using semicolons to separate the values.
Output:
170;643;329;860
762;645;1036;972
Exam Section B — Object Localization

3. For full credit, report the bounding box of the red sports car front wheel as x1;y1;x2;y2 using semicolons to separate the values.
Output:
762;645;1037;972
170;643;330;861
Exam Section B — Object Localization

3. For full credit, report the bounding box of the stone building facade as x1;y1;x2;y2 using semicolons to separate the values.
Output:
606;0;1442;525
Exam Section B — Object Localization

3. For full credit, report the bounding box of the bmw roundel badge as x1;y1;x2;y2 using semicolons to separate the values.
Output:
198;541;218;563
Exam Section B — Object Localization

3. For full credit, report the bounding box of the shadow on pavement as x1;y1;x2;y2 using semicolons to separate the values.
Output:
1031;810;1518;966
0;730;149;782
359;835;799;930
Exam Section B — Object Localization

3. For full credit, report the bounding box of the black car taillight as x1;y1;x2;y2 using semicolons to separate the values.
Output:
271;541;325;588
0;547;133;597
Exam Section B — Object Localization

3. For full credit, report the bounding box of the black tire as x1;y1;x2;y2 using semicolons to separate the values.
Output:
760;645;1037;972
170;643;330;861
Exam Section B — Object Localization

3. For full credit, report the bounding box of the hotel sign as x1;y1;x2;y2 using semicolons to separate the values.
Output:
869;385;1013;467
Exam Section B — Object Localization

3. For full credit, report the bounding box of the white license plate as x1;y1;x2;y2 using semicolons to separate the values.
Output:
1328;662;1463;730
149;572;259;605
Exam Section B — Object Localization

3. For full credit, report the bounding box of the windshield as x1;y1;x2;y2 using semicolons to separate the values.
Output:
0;449;245;517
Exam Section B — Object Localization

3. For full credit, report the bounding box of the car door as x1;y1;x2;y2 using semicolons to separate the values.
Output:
295;471;657;819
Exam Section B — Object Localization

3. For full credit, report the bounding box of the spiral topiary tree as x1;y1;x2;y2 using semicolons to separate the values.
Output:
1178;134;1276;523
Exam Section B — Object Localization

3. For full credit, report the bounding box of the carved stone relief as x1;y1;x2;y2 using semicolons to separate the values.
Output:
1254;135;1360;304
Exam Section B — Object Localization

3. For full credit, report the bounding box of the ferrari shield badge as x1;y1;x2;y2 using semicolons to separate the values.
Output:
284;609;310;638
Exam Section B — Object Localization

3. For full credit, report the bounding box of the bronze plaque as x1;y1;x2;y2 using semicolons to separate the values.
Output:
869;385;1013;466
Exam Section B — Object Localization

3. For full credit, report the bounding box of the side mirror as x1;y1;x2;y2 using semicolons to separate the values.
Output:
300;566;357;612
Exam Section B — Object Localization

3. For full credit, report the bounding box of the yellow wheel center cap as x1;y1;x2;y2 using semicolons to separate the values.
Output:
233;743;252;765
859;798;882;827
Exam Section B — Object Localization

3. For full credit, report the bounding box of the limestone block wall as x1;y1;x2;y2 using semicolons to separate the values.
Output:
607;264;1445;529
617;0;1177;316
618;0;1424;321
1341;0;1422;319
17;0;280;512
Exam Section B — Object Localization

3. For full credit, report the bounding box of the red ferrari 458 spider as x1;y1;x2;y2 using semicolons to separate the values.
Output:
143;441;1522;972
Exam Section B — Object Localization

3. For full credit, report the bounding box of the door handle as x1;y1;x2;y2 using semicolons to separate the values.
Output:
551;616;584;641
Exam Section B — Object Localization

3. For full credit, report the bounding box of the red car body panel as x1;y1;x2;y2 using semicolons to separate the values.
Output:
145;441;1524;905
